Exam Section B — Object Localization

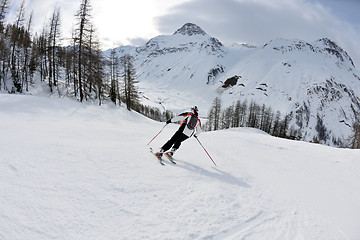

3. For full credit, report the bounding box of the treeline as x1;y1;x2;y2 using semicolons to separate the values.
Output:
136;105;175;122
0;0;139;110
206;97;360;148
205;97;301;140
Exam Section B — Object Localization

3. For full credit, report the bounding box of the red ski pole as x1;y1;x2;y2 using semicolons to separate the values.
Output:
195;136;217;167
147;124;167;145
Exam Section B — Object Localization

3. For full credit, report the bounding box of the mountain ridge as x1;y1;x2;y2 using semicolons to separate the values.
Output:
108;23;360;147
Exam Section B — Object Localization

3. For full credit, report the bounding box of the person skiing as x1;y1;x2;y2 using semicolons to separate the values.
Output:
156;106;201;159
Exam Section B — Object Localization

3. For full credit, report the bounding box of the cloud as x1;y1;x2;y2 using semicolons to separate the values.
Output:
155;0;360;67
4;0;360;67
6;0;79;42
126;37;149;46
90;0;189;49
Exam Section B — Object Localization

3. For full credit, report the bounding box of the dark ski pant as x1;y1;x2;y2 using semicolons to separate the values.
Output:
161;131;189;152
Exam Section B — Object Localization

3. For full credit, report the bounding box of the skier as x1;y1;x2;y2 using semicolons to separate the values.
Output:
156;106;201;159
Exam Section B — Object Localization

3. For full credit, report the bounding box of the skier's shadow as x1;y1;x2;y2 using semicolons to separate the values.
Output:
174;161;251;188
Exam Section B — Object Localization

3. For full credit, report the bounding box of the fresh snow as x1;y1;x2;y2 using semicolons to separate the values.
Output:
1;94;360;240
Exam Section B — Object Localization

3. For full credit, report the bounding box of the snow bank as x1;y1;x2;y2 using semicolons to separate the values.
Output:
1;94;360;239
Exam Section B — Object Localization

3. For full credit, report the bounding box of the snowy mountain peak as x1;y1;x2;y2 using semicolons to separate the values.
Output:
134;23;224;57
263;38;355;67
174;23;207;36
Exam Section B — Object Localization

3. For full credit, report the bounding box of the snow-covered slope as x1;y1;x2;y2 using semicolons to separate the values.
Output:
108;23;360;146
1;94;360;239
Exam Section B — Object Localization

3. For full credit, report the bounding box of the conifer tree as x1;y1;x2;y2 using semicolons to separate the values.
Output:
109;49;120;105
48;7;61;93
0;0;9;27
272;111;281;137
74;0;92;102
232;100;241;128
120;54;139;111
22;11;32;92
222;104;233;129
350;119;360;149
10;0;25;92
247;100;260;128
93;48;105;106
208;97;221;131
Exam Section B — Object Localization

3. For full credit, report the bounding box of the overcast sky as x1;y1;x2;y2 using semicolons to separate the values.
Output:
6;0;360;67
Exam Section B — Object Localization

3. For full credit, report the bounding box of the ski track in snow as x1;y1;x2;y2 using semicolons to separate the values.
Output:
1;94;360;240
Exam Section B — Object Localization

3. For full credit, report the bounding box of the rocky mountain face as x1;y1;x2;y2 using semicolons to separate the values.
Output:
174;22;207;36
108;23;360;147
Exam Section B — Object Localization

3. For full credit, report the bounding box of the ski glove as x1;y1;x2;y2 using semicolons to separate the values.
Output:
166;119;172;124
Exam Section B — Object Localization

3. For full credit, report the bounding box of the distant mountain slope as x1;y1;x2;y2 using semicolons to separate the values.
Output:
219;38;360;145
107;23;360;146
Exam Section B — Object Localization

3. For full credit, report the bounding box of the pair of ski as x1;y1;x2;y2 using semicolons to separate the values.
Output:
149;147;176;166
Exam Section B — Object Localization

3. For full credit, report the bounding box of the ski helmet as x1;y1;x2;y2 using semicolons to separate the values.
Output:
192;106;198;115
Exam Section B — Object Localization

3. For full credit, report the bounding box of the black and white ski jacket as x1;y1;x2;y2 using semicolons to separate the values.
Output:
168;112;202;137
